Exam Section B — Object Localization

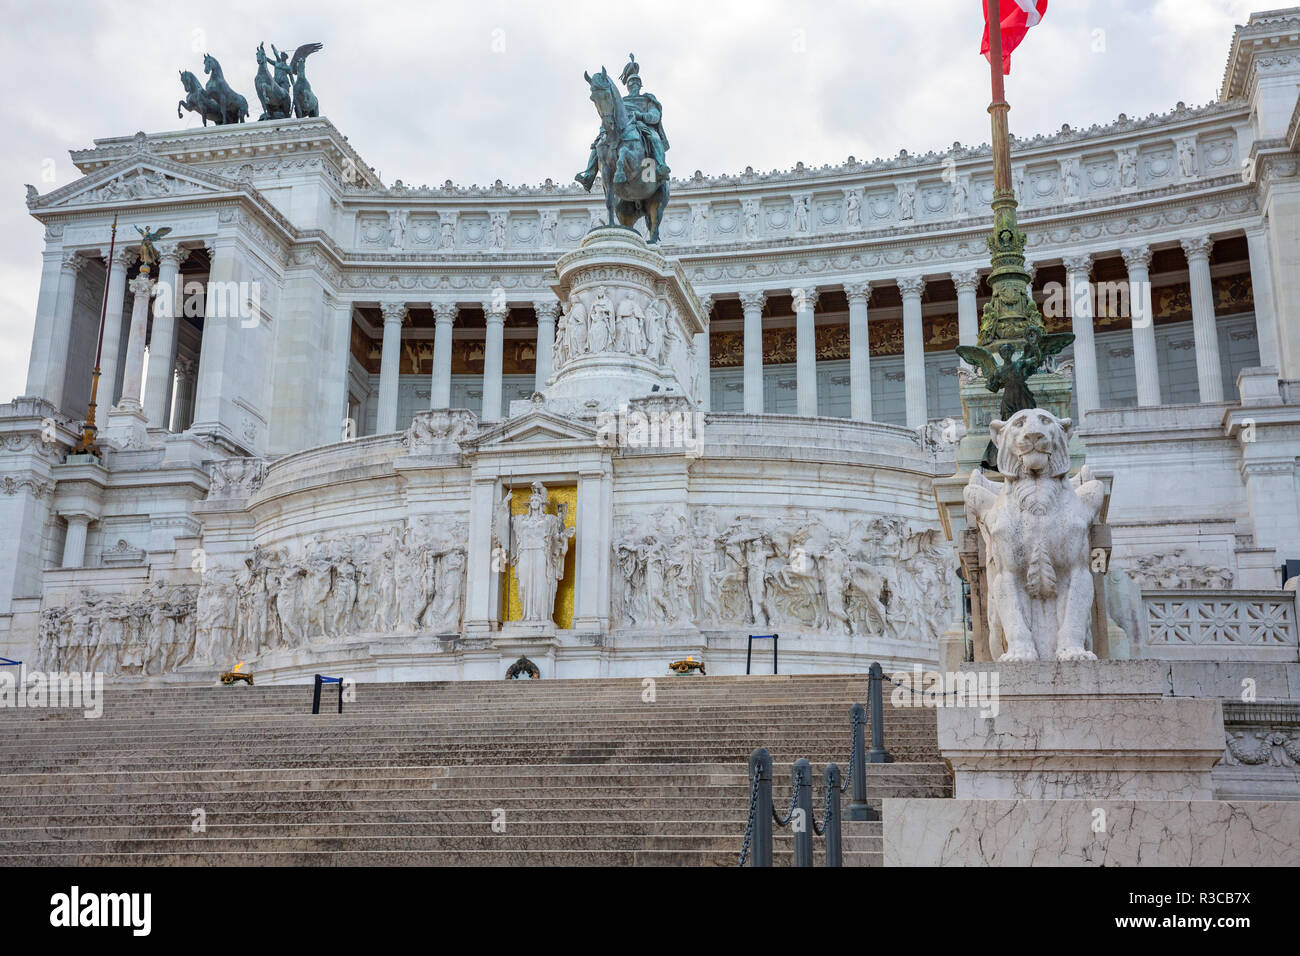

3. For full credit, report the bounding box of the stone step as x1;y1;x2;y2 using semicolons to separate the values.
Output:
0;673;942;865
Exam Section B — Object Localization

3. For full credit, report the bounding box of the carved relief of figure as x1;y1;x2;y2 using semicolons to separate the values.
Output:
743;199;760;240
845;190;861;228
438;216;456;250
951;177;968;216
1177;137;1197;179
1012;166;1025;203
540;210;558;248
554;307;572;369
643;299;665;365
691;205;708;242
424;548;466;632
587;288;613;353
897;182;915;221
567;294;589;357
1118;149;1138;189
615;295;646;354
794;195;810;233
330;553;357;636
490;211;507;250
388;209;408;250
1060;158;1079;199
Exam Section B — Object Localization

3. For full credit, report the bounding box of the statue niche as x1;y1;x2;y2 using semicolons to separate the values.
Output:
496;482;576;626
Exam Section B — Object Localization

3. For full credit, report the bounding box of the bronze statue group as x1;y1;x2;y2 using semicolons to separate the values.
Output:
178;42;323;126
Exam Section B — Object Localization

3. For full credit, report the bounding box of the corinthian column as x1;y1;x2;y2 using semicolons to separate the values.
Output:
430;302;458;409
1063;253;1100;415
117;274;156;410
951;269;980;347
144;243;189;428
1181;235;1224;403
739;290;766;414
97;247;135;408
898;275;927;428
844;282;872;421
792;285;819;417
44;253;87;411
695;294;713;411
482;300;507;420
533;298;559;392
375;301;405;432
1122;245;1161;406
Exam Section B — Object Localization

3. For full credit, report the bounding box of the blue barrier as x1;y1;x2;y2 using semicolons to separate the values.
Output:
312;674;344;714
746;634;779;675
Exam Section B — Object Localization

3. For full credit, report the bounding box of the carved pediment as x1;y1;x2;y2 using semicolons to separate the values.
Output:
29;157;234;210
466;408;598;450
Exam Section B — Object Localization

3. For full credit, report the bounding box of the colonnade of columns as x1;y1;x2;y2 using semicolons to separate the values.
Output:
712;230;1272;423
27;229;1274;442
369;298;565;434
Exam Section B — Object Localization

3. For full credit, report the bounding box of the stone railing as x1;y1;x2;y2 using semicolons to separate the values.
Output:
1142;589;1299;661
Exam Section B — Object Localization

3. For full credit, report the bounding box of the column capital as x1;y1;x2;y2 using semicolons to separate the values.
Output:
950;270;980;294
1180;234;1214;262
482;301;508;323
532;298;561;322
696;293;714;316
790;285;819;311
896;275;926;299
61;252;87;274
842;281;872;305
157;242;190;267
1121;245;1153;270
1061;252;1093;277
738;290;767;313
430;301;459;324
380;301;407;325
1024;259;1037;284
128;274;155;297
105;246;137;269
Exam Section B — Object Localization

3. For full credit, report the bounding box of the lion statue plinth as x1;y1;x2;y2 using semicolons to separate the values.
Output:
964;408;1105;662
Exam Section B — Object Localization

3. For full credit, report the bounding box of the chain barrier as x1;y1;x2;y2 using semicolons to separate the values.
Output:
882;670;963;700
812;776;830;836
772;778;799;827
737;764;762;868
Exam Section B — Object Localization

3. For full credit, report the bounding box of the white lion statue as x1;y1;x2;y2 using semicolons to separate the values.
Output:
964;407;1105;662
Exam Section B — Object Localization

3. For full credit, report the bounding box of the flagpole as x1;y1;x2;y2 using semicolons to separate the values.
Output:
71;214;118;457
976;0;1043;349
987;0;1010;199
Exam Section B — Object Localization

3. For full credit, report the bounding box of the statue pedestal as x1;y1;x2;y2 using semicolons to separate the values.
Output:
495;621;559;679
546;226;708;415
938;661;1224;800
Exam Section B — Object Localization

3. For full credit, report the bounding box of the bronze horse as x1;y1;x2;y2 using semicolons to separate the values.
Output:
203;54;248;125
582;66;669;243
177;70;223;126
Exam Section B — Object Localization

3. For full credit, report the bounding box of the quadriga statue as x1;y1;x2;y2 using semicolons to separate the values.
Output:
964;408;1104;662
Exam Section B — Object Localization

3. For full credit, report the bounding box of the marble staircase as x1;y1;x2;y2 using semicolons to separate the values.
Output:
0;674;950;866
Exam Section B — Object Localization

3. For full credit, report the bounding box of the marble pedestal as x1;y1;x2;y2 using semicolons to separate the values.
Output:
939;661;1224;799
546;226;708;415
495;621;560;679
103;403;152;451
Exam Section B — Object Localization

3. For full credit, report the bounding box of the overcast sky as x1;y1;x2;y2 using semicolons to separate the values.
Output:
0;0;1264;404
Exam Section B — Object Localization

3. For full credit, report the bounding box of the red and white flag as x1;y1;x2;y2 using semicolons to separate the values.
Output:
981;0;1048;75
